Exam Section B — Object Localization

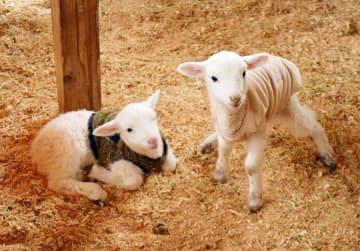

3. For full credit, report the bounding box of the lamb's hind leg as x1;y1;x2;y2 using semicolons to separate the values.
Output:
48;178;107;202
198;132;218;154
285;96;336;172
37;138;107;203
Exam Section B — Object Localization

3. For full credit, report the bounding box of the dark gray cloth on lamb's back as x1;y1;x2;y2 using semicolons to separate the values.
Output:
89;110;167;174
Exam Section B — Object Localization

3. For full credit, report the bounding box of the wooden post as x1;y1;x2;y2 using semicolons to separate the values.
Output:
51;0;101;112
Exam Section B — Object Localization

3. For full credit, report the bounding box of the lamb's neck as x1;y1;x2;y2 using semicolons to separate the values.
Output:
210;96;248;141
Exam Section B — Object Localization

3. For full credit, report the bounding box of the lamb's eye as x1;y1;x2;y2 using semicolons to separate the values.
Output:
127;128;133;133
211;76;218;82
243;71;246;77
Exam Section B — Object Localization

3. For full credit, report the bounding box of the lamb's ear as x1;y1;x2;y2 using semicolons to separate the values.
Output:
243;53;269;70
177;61;206;78
93;120;119;137
145;89;160;109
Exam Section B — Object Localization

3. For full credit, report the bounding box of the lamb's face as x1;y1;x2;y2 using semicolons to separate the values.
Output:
93;90;163;159
205;51;248;109
177;51;269;110
116;103;163;159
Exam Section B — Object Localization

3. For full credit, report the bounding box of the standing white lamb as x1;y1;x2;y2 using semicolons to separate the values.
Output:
31;90;177;203
177;51;336;212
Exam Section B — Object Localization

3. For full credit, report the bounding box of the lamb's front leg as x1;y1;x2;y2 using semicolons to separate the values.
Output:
245;132;267;213
89;161;144;191
213;135;232;183
162;147;177;172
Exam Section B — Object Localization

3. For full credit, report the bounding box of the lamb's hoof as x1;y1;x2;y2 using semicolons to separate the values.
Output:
152;223;170;235
198;143;215;154
249;202;262;213
248;192;262;213
212;171;227;184
316;154;337;173
249;205;262;213
93;200;106;207
162;163;177;173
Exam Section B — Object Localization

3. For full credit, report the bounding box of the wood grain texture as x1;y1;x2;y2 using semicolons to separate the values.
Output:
51;0;101;112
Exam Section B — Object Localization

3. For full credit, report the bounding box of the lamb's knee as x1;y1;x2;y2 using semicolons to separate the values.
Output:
48;179;62;193
245;154;263;176
309;123;327;139
213;167;228;184
121;174;143;190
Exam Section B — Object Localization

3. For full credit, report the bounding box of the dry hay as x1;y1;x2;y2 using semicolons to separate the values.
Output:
0;0;359;250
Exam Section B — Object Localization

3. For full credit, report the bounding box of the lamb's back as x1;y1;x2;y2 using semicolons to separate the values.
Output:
246;55;302;125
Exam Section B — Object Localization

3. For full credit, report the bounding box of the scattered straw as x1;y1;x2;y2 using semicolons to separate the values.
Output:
0;0;359;250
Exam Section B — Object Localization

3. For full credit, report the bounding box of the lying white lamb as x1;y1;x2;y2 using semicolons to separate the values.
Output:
177;51;336;212
31;90;176;203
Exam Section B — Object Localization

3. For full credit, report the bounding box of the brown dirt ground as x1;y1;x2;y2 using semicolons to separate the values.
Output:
0;0;359;250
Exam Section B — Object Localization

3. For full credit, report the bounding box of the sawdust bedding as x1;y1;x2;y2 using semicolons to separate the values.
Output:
0;0;359;250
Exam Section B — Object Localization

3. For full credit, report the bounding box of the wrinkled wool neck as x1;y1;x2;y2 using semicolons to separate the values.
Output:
209;93;247;141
